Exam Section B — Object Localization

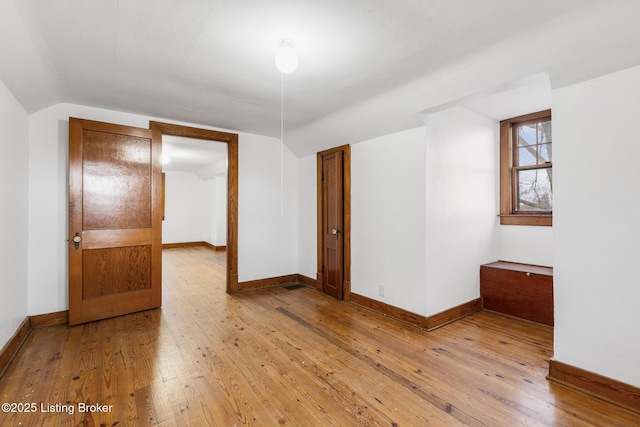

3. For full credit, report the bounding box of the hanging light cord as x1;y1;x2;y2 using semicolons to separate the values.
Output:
280;70;284;220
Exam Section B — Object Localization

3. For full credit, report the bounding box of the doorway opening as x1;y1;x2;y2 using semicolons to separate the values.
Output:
150;122;239;293
161;135;228;251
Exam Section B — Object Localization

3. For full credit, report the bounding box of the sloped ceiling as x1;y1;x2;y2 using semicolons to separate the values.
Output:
1;0;640;158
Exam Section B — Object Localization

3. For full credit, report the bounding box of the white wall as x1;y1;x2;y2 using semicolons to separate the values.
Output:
351;127;427;315
27;103;298;314
553;65;640;387
297;154;317;279
461;78;555;268
162;171;208;244
0;79;29;348
204;178;218;245
424;107;496;315
238;134;299;282
493;225;553;267
350;114;495;317
215;176;227;246
204;175;227;247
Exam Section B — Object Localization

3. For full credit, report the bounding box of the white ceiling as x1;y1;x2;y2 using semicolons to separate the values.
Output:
2;0;640;158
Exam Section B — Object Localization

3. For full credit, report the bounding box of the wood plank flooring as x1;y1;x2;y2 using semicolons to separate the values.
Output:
1;246;639;426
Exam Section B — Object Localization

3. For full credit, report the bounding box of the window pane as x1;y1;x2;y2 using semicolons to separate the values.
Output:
539;143;552;163
518;147;537;166
538;120;552;143
516;168;552;211
518;124;536;146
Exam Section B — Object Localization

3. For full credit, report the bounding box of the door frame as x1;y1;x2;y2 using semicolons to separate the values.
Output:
150;121;239;293
316;144;351;300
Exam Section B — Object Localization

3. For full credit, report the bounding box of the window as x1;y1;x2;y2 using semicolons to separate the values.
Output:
499;110;552;226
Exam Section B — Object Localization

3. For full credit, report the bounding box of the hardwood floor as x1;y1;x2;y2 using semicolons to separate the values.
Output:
1;246;638;426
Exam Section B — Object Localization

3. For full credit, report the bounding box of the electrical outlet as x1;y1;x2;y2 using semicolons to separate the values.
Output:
378;285;385;297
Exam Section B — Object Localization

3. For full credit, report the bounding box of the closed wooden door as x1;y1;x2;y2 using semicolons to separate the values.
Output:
68;118;162;325
321;150;344;299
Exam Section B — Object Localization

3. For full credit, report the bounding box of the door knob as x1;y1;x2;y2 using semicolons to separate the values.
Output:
72;233;81;250
331;228;342;239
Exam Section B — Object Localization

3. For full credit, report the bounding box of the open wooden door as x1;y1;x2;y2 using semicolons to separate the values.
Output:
68;118;162;325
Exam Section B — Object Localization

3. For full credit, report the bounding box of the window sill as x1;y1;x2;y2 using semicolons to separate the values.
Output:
499;214;552;226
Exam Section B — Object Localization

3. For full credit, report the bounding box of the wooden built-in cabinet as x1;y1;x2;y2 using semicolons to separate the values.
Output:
480;261;554;326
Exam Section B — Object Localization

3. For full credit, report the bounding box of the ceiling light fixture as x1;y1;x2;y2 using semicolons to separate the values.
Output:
275;39;298;74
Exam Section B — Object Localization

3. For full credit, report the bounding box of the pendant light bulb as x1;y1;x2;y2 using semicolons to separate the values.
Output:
275;39;298;74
